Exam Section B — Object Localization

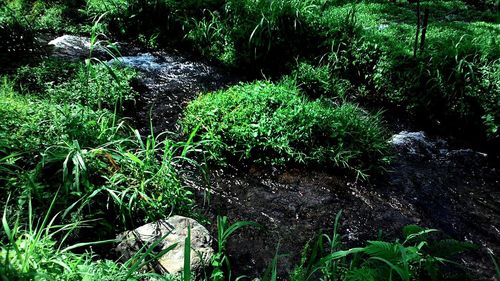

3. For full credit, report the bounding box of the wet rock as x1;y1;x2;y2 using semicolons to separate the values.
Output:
48;35;114;60
389;131;432;154
115;216;214;275
389;131;447;157
445;149;488;167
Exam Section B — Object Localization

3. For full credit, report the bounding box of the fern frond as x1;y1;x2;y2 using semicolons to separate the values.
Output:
345;267;378;281
364;241;401;262
428;239;476;259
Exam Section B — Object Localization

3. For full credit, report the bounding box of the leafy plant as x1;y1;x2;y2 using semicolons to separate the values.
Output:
182;81;390;177
293;212;476;281
0;195;184;281
211;216;260;281
291;62;333;99
46;63;137;111
0;80;119;161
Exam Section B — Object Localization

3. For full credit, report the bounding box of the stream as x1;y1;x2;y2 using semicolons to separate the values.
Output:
117;51;499;280
45;36;500;279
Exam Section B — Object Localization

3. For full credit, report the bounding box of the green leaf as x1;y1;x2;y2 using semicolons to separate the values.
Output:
183;224;191;281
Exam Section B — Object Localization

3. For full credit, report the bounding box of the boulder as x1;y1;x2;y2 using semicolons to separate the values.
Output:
389;131;444;157
115;216;214;275
48;35;112;60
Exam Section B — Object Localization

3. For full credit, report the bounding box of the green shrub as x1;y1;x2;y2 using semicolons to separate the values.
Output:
85;0;129;17
14;59;137;112
74;133;195;225
22;129;197;234
15;59;81;93
182;81;389;176
0;77;117;158
0;0;76;32
292;63;333;99
46;63;137;111
312;2;500;140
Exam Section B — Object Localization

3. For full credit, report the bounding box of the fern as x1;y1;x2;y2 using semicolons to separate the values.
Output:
344;267;378;281
428;239;477;259
363;241;402;263
294;213;476;281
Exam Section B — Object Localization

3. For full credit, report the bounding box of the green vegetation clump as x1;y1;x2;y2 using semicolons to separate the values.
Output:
0;199;182;281
292;63;334;99
15;60;137;111
47;63;137;111
4;0;496;141
14;59;81;93
0;0;76;32
0;78;116;156
182;81;389;175
292;213;477;281
0;59;192;236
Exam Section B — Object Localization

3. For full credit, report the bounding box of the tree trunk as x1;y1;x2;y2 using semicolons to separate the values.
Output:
419;7;430;51
413;0;421;58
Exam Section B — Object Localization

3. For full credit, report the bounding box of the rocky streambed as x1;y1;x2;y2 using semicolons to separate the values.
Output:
188;131;499;279
48;35;499;280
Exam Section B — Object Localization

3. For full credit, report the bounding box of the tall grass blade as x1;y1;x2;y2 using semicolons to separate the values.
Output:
183;224;192;281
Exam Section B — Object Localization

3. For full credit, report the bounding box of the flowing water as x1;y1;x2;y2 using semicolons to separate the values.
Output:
109;52;240;135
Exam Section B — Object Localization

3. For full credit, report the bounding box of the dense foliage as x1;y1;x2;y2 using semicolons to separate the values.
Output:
0;0;498;280
182;81;389;176
292;213;477;281
1;0;498;141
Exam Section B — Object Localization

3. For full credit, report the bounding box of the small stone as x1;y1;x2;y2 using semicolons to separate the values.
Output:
115;216;214;275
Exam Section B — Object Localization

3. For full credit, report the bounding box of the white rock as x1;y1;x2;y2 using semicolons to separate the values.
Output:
48;35;109;59
115;216;214;275
389;131;438;155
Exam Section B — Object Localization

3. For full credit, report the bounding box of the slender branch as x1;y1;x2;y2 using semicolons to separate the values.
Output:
413;0;421;58
419;7;429;51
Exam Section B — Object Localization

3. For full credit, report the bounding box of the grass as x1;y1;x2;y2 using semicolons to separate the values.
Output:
211;216;261;281
0;77;119;159
0;195;186;281
3;0;496;140
0;59;203;281
0;49;196;245
74;0;498;142
182;80;390;177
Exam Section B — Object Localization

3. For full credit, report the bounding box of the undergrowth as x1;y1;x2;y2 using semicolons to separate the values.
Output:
291;212;477;281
